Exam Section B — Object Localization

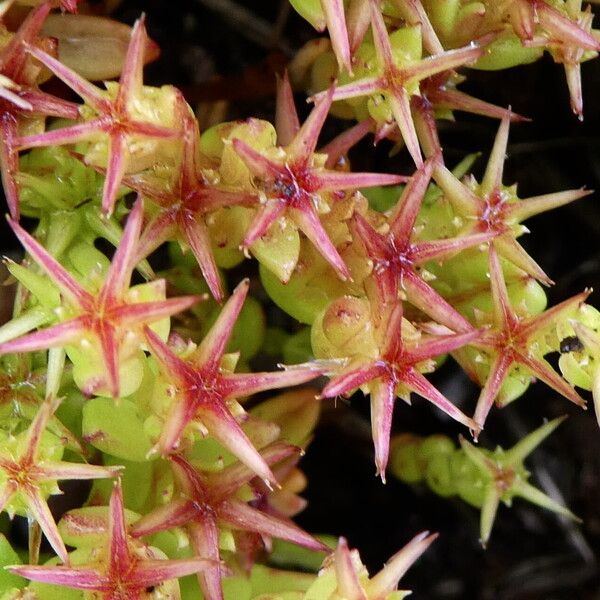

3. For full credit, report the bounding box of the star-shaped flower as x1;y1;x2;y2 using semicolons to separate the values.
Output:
143;278;326;485
10;479;217;598
116;104;256;302
432;114;591;284
0;197;201;398
459;415;578;546
313;0;485;166
468;244;588;428
321;300;481;478
16;15;179;217
0;395;119;564
351;156;494;333
0;2;80;219
232;85;407;281
131;445;327;600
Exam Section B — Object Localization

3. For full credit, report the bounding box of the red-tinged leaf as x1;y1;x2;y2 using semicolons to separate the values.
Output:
222;367;324;400
402;270;474;333
493;234;552;285
8;566;106;590
367;531;437;596
231;139;283;180
535;0;600;50
108;481;130;575
322;0;352;73
322;361;387;398
322;119;373;168
197;402;277;487
0;116;20;220
115;16;147;112
180;212;224;301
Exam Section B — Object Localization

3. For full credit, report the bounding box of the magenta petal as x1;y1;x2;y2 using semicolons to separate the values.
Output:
275;71;300;146
219;498;327;550
114;296;202;326
180;211;224;301
8;218;92;307
108;482;131;575
403;367;478;430
101;130;128;217
388;89;423;167
23;488;69;564
16;118;108;150
196;279;249;368
188;518;224;600
96;322;120;398
131;499;197;538
409;329;481;364
370;377;396;481
411;232;494;264
222;366;324;400
473;352;513;428
0;317;87;356
322;361;386;398
291;203;350;280
288;86;334;160
116;16;147;111
8;565;105;589
389;158;435;242
322;0;352;72
368;0;395;68
316;169;408;191
232;139;283;179
25;45;109;112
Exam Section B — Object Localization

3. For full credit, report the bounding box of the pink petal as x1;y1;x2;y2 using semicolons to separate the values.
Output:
242;198;286;249
291;203;350;280
402;270;474;333
322;361;386;398
389;158;435;242
408;328;482;364
96;322;120;398
322;0;352;73
100;130;128;217
316;169;408;191
8;565;106;590
288;86;334;160
108;481;131;574
370;376;396;480
25;45;109;113
403;367;478;430
494;234;552;285
115;16;147;112
179;210;224;302
131;499;198;538
219;499;327;550
334;537;364;599
16;117;110;150
402;45;484;82
488;243;519;331
472;352;513;429
388;88;423;167
114;295;202;326
412;231;495;264
8;218;92;308
535;0;600;50
480;115;510;197
0;117;20;220
195;279;249;369
368;0;395;69
187;518;224;600
231;139;283;180
129;557;218;588
275;71;300;147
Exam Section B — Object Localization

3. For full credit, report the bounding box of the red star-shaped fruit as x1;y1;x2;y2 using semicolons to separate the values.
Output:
16;15;178;216
0;197;201;398
10;480;217;599
131;445;327;600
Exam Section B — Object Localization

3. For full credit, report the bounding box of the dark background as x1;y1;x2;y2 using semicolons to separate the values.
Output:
4;1;600;597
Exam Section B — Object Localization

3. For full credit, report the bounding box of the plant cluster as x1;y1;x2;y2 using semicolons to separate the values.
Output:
0;0;597;598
